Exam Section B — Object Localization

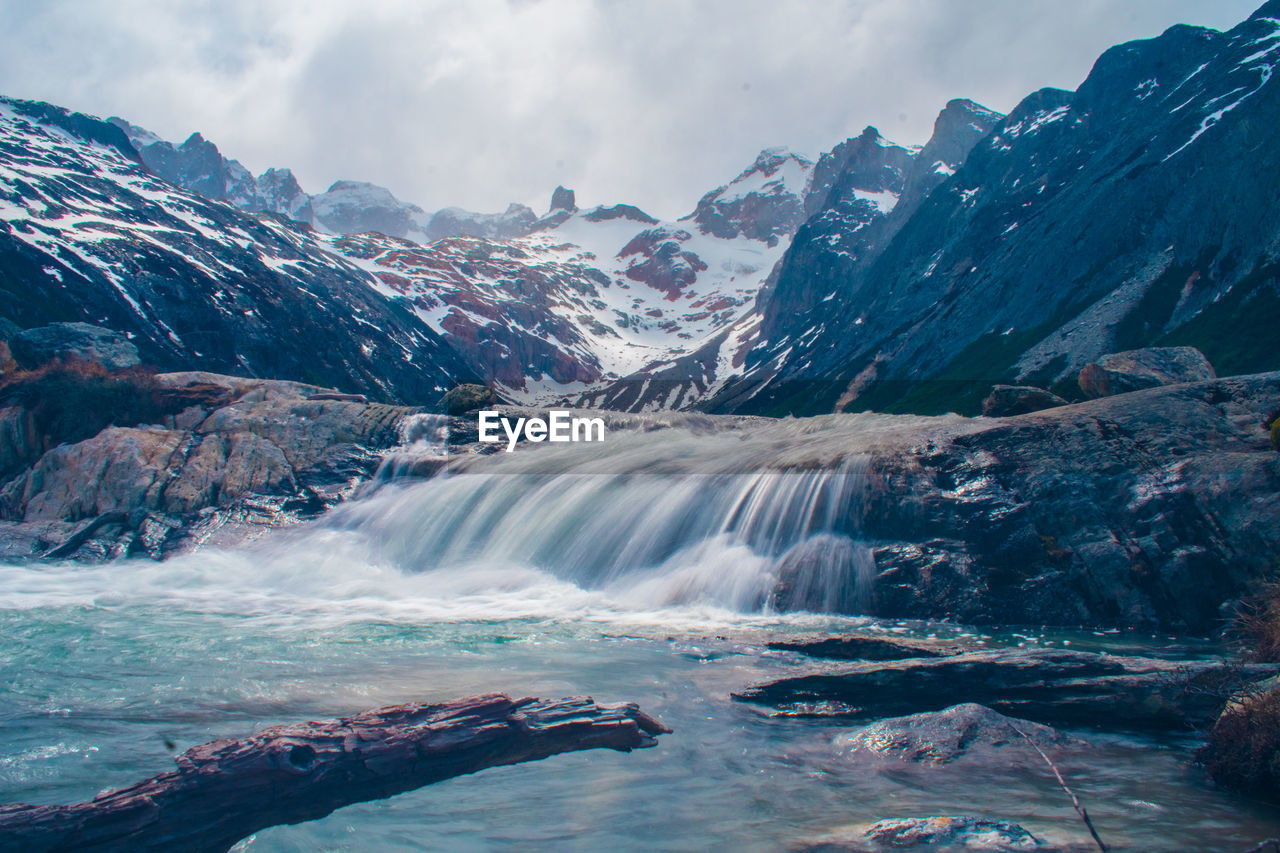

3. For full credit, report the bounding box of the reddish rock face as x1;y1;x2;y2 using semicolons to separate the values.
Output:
618;228;708;300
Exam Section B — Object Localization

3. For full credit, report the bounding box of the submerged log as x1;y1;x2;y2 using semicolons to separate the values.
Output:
0;693;670;853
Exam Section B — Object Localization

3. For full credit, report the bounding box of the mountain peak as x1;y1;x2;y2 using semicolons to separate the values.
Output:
1249;0;1280;20
550;185;577;213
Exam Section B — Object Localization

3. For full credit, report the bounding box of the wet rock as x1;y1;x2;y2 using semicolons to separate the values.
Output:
735;647;1280;730
834;703;1077;764
9;322;140;370
770;533;870;614
980;385;1068;417
1077;346;1215;399
766;634;958;662
796;816;1043;851
858;373;1280;631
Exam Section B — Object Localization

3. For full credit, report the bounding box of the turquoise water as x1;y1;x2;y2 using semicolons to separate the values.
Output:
2;559;1279;851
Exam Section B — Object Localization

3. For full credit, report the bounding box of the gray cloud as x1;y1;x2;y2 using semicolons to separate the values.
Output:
0;0;1262;219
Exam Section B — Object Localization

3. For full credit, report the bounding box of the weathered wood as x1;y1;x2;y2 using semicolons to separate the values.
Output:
0;693;670;853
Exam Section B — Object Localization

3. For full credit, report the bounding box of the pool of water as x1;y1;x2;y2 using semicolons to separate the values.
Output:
1;553;1278;852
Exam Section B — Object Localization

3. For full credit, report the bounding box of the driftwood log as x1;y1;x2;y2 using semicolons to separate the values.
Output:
0;693;670;853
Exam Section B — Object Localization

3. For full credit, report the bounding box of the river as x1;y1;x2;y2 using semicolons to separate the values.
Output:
2;419;1278;850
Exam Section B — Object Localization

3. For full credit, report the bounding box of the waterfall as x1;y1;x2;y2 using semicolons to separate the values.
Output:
370;413;452;481
325;421;878;615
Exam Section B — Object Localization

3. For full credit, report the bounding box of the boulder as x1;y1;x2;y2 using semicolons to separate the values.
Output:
1197;684;1280;800
980;385;1068;417
1077;346;1214;399
795;816;1043;851
437;383;496;416
834;703;1077;765
9;322;140;370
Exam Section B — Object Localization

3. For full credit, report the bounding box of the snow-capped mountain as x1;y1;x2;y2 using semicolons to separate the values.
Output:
7;1;1276;417
711;1;1280;416
1;98;477;401
580;100;1003;412
327;151;816;404
111;117;538;245
683;147;813;245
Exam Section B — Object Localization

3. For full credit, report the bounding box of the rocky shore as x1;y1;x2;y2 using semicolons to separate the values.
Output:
0;369;420;561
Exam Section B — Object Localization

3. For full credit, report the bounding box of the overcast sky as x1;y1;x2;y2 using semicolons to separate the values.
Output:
0;0;1263;219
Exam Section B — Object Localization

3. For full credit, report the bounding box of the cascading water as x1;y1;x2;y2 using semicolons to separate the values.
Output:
330;421;876;615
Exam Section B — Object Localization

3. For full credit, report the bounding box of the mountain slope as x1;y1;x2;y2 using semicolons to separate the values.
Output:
591;101;1003;413
328;151;814;404
1;97;478;402
717;2;1280;416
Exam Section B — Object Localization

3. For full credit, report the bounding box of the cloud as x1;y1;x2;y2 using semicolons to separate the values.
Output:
0;0;1262;218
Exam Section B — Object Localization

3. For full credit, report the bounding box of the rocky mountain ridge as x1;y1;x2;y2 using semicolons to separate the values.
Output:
0;97;477;403
713;1;1280;416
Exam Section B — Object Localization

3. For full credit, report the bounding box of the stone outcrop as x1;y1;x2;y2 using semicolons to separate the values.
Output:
437;383;497;416
735;647;1280;730
549;185;577;213
9;323;140;371
767;634;959;661
980;385;1067;417
1078;346;1216;399
0;371;420;561
857;373;1280;630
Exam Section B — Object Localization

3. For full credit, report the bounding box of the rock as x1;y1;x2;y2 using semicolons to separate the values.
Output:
0;405;39;481
796;816;1043;851
0;370;421;560
1197;685;1280;800
856;373;1280;631
1;426;189;522
981;385;1068;417
767;634;958;661
9;322;140;370
306;392;368;403
549;185;577;213
581;204;658;225
734;647;1280;730
425;203;537;241
834;703;1077;764
1077;346;1215;399
437;383;496;416
770;533;870;614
